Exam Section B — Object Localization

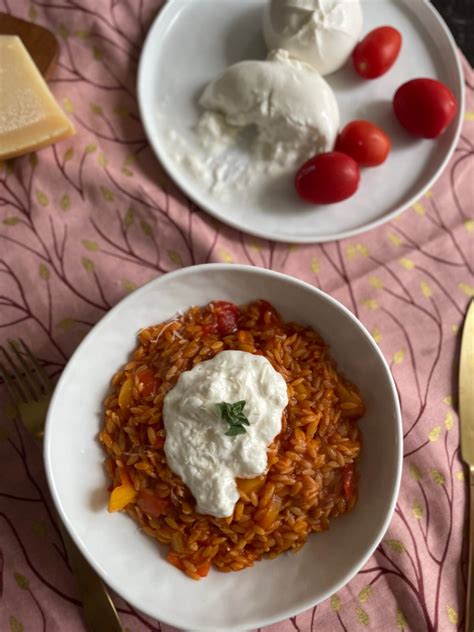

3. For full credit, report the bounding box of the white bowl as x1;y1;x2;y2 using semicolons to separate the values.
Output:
44;264;402;631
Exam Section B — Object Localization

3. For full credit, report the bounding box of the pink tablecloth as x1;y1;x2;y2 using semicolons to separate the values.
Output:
1;2;473;631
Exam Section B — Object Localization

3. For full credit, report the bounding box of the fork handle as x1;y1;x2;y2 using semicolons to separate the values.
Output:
467;472;474;632
58;519;123;632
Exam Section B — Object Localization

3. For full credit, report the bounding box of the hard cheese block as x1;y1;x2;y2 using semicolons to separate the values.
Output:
0;35;75;160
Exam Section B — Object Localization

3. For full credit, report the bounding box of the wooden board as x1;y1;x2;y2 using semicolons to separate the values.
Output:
0;12;58;78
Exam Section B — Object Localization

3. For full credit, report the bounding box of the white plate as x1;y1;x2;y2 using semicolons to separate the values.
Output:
44;265;402;631
137;0;464;244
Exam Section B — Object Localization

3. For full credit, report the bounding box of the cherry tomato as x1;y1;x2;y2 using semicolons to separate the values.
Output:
353;26;402;79
335;120;391;167
295;152;360;205
393;78;458;138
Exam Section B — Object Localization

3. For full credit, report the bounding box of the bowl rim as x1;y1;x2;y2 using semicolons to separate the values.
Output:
44;263;403;631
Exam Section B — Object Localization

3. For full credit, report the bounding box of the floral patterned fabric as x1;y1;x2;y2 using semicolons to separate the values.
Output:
0;2;473;631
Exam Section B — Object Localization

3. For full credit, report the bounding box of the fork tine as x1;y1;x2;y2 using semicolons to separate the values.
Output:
18;339;51;390
0;349;29;403
7;340;42;400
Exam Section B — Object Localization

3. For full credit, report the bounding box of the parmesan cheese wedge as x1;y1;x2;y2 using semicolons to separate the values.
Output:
0;35;75;160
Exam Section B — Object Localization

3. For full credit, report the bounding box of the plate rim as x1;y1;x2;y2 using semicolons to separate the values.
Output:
44;263;403;631
136;0;465;244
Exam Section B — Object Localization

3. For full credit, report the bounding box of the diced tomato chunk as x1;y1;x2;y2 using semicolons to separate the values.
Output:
153;436;165;449
212;301;240;335
342;464;355;500
196;562;211;577
136;489;169;518
257;300;280;326
167;552;185;571
138;368;157;397
202;322;218;335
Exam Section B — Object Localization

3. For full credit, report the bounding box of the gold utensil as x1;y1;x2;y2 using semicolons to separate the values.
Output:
460;301;474;632
0;339;123;632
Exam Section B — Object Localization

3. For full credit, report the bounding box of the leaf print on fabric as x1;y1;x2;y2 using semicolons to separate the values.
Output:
82;240;100;252
431;468;445;485
3;217;20;225
428;425;441;442
396;609;408;630
412;500;424;520
62;96;74;113
362;299;378;310
100;186;114;202
393;350;405;364
399;257;415;270
140;220;153;237
14;573;29;590
356;606;370;625
122;279;136;293
444;411;454;430
9;616;23;632
420;280;432;298
371;327;382;343
465;219;474;233
93;46;104;60
311;256;320;274
369;276;383;289
38;263;50;281
219;248;233;263
63;147;74;162
58;23;69;39
446;605;458;624
35;190;49;207
387;232;403;246
385;539;405;553
330;594;342;612
82;257;95;273
168;250;183;266
123;207;135;227
358;586;372;603
413;202;425;215
31;522;47;537
57;318;76;330
459;282;474;297
456;471;465;481
90;103;103;115
60;194;71;211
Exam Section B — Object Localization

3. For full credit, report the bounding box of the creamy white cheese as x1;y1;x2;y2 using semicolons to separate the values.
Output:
163;350;288;518
263;0;363;76
199;49;340;168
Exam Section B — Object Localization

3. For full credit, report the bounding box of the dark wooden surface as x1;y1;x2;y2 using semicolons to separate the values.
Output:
432;0;474;65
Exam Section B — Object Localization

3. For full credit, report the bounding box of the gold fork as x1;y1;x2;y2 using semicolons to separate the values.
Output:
0;339;123;632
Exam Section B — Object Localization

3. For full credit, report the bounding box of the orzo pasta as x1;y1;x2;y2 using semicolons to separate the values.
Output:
100;300;364;579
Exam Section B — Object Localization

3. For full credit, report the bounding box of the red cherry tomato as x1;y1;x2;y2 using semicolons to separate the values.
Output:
353;26;402;79
393;78;458;139
335;120;391;167
295;152;360;205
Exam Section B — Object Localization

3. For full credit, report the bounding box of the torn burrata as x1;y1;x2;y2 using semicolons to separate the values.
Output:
198;48;340;169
